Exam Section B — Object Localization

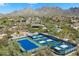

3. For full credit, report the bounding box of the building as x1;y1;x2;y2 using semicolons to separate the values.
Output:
71;22;79;30
0;33;7;39
11;31;29;39
31;17;42;28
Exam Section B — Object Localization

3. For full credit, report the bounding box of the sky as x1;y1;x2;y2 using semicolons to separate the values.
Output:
0;3;79;14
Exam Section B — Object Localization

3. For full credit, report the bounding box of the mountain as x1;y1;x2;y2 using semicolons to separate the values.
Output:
69;7;79;13
7;8;44;17
6;7;64;17
0;13;5;17
64;7;79;16
1;7;79;17
36;7;64;16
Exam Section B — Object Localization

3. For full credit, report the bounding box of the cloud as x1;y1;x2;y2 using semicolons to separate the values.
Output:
0;3;6;6
28;3;37;7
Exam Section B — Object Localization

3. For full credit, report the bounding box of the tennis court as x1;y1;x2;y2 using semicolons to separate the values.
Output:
17;33;77;55
29;33;77;55
17;38;39;52
30;33;62;46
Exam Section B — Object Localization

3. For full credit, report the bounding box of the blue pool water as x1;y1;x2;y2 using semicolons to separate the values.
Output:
18;39;39;51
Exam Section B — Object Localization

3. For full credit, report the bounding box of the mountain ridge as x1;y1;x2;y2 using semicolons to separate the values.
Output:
0;7;79;17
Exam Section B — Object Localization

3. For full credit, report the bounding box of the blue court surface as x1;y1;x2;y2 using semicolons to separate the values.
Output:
29;33;77;55
18;39;39;52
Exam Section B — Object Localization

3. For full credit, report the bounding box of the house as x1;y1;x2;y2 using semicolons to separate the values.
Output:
0;33;7;39
31;17;43;28
71;22;79;30
11;31;29;39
